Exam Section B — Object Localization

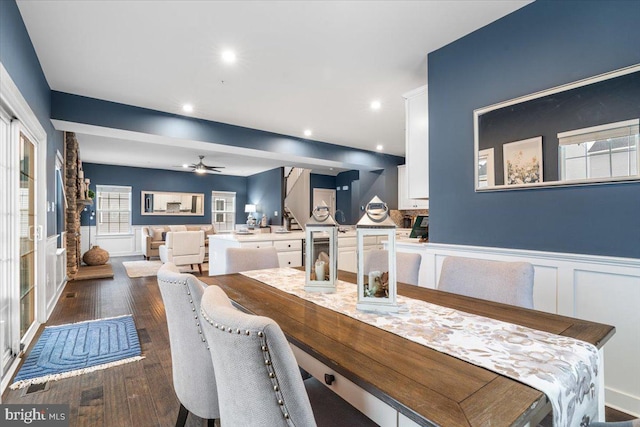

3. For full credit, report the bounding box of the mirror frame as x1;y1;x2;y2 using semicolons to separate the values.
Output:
141;190;205;216
474;63;640;191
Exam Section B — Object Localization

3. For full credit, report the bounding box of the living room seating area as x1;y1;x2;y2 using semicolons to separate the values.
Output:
141;225;215;260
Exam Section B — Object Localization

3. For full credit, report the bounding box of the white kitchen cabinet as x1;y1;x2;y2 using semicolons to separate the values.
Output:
338;236;357;273
403;85;429;200
398;165;429;210
337;235;385;273
274;239;302;268
209;233;303;275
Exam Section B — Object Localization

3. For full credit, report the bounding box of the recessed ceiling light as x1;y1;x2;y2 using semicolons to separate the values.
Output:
182;164;189;168
304;129;312;137
221;50;237;64
182;104;193;113
370;100;382;110
376;144;383;151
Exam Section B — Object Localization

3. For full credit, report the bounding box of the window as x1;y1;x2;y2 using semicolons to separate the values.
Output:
477;148;495;188
96;185;131;235
559;119;639;181
211;191;236;232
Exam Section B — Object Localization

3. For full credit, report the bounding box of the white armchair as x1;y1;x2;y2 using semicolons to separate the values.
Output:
159;230;205;274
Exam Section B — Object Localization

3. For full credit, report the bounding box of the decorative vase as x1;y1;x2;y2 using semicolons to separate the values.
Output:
83;245;109;266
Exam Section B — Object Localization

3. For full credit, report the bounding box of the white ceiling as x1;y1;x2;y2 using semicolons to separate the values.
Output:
17;0;530;176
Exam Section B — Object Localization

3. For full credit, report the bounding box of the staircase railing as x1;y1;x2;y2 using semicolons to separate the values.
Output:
284;168;310;231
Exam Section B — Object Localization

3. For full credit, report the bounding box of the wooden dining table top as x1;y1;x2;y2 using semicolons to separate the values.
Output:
200;269;615;427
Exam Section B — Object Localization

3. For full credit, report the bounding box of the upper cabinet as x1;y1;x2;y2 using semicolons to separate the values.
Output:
398;165;429;210
403;86;429;199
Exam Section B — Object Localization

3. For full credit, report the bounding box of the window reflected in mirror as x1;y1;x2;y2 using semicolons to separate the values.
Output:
559;119;638;181
141;191;204;216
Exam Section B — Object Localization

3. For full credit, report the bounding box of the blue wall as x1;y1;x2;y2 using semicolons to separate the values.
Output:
247;167;284;226
428;0;640;258
336;170;359;224
1;0;64;237
82;163;248;226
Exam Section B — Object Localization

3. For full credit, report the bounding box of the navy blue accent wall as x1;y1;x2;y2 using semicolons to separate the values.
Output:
1;0;64;237
336;171;359;224
82;163;248;226
247;168;284;226
428;0;640;258
51;91;404;171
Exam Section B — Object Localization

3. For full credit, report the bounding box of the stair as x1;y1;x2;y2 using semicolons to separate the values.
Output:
283;167;310;232
283;207;303;231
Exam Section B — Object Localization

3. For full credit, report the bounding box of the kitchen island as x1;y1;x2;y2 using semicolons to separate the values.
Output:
208;231;306;275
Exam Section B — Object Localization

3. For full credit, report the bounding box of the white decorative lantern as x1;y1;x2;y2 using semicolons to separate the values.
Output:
304;203;338;293
356;196;398;313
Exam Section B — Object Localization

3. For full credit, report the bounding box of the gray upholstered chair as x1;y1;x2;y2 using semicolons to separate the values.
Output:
199;285;377;427
437;256;534;308
225;246;280;274
157;263;219;427
364;249;422;286
159;230;205;274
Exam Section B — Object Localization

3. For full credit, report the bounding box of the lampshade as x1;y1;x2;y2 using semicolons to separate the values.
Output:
244;204;256;213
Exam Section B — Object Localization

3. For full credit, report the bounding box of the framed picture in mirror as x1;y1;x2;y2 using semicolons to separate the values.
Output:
502;137;543;186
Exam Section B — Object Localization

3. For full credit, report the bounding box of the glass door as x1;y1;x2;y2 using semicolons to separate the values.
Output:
19;131;37;339
0;110;12;376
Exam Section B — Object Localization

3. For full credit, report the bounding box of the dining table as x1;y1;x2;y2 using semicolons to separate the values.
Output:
200;269;615;427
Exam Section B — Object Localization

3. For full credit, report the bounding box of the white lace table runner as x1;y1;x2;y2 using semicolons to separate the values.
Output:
240;268;600;427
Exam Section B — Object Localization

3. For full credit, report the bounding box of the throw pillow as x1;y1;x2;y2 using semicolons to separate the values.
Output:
151;227;166;240
169;225;187;232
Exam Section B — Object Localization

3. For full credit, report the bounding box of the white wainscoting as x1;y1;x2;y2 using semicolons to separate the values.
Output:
44;236;67;319
414;243;640;417
80;226;143;258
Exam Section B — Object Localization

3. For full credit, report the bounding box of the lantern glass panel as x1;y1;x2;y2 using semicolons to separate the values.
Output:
304;224;338;292
356;227;398;312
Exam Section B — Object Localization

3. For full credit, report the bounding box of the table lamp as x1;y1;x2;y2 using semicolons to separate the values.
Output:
245;204;256;229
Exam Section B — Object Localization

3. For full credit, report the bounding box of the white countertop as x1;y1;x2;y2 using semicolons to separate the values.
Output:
209;231;306;242
209;228;420;243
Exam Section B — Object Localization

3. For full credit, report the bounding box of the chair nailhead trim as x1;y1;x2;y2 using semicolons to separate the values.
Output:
198;307;292;423
159;275;209;350
258;331;292;423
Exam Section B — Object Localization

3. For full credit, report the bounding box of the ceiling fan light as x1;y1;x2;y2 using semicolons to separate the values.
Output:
182;164;189;168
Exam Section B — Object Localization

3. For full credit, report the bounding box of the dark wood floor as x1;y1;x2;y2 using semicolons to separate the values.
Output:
2;256;210;427
2;257;636;426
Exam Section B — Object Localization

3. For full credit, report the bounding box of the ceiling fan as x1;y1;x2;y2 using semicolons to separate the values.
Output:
182;155;225;174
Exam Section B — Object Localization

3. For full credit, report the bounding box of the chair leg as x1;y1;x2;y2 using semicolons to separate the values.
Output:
175;403;189;427
198;264;203;275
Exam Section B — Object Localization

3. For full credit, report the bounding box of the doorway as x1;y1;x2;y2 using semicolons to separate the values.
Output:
0;64;47;390
312;188;336;217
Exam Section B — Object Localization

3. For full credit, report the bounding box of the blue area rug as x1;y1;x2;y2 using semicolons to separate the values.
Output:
11;315;143;389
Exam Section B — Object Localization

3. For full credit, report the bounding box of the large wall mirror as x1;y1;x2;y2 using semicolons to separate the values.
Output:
474;64;640;191
141;191;205;216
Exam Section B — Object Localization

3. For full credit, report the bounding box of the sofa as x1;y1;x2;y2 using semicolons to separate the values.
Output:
141;225;215;260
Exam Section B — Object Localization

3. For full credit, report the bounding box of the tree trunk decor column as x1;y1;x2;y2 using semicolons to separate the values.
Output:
64;132;80;279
